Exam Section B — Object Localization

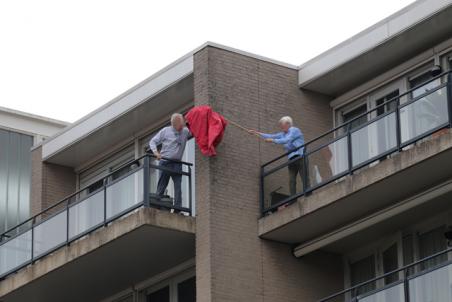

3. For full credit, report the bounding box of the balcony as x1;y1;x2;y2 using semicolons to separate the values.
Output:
259;71;452;252
319;248;452;302
0;154;195;302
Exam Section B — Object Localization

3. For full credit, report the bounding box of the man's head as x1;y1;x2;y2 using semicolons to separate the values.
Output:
171;113;185;131
278;116;293;132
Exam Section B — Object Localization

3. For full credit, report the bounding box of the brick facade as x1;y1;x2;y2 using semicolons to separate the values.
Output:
194;46;342;302
30;146;76;215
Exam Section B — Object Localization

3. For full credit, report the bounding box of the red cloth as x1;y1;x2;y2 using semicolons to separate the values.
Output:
185;105;228;157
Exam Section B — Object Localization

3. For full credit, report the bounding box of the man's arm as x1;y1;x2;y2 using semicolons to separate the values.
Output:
260;132;283;139
273;128;300;145
149;129;164;159
184;127;193;140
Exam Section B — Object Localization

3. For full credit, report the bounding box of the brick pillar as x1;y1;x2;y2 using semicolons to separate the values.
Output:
193;46;341;302
30;146;76;215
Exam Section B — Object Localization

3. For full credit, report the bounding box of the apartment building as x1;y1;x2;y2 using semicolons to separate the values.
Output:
0;106;68;235
1;0;452;301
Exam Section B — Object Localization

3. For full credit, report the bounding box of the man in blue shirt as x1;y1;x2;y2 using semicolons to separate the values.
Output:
250;116;306;196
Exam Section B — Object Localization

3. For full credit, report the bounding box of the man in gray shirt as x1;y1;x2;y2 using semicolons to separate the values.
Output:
149;113;191;211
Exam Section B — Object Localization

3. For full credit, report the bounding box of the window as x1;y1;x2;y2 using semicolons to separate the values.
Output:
409;70;441;99
0;129;33;235
143;274;195;302
177;277;196;302
343;104;368;131
375;90;399;116
147;286;170;302
78;145;135;194
382;243;399;284
350;255;376;297
418;225;447;270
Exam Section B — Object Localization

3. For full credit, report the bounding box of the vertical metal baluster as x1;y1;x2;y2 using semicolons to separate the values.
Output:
447;72;452;128
188;165;193;216
66;199;70;245
302;146;309;194
103;178;107;226
404;267;410;302
143;155;150;208
259;166;265;216
395;97;402;151
347;125;353;175
31;217;35;264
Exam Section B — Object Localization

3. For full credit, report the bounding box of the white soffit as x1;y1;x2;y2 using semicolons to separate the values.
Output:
42;55;194;161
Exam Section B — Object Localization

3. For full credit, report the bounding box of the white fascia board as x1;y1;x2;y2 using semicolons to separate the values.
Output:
293;178;452;258
298;0;452;86
0;107;68;137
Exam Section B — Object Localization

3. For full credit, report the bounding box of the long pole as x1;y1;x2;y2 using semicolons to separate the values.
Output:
226;118;261;138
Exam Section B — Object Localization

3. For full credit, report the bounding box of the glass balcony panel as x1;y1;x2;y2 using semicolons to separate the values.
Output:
262;162;296;212
68;190;104;239
0;230;32;276
351;113;397;167
408;263;452;302
358;283;404;302
148;164;191;212
400;86;449;144
106;169;144;219
307;136;348;188
33;211;67;258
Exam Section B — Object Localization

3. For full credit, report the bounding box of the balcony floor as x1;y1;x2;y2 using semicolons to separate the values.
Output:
259;129;452;252
0;208;195;302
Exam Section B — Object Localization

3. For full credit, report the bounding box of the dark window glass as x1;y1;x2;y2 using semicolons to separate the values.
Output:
376;90;399;116
382;243;399;285
409;71;440;99
178;277;196;302
343;104;368;131
147;286;169;302
418;226;447;271
350;255;376;297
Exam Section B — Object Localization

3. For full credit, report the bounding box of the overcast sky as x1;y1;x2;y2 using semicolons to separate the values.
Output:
0;0;414;123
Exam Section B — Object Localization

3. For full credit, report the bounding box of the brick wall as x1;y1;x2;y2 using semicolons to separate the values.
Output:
30;146;76;215
194;46;342;302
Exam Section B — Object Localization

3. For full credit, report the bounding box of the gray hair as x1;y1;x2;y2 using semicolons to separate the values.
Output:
171;113;184;126
279;116;293;126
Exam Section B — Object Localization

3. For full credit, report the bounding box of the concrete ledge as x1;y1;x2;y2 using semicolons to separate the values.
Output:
0;207;195;299
259;129;452;242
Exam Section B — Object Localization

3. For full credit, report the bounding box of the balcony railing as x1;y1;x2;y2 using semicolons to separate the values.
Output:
260;71;452;215
0;154;193;280
318;247;452;302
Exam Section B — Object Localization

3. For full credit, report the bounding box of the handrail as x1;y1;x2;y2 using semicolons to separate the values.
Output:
262;70;451;168
318;247;452;302
260;70;452;214
0;153;192;240
0;152;194;280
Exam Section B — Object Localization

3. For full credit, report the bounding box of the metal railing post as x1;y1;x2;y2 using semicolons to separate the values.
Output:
103;178;108;226
259;166;265;215
66;199;70;245
143;155;150;208
31;217;35;264
447;73;452;127
302;146;309;194
403;268;410;302
395;98;402;151
188;165;193;216
347;125;353;174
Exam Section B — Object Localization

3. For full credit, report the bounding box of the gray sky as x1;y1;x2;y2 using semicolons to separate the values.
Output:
0;0;414;123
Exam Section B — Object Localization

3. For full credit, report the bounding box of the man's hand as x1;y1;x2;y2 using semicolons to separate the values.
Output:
265;138;273;143
154;152;162;160
248;129;262;136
